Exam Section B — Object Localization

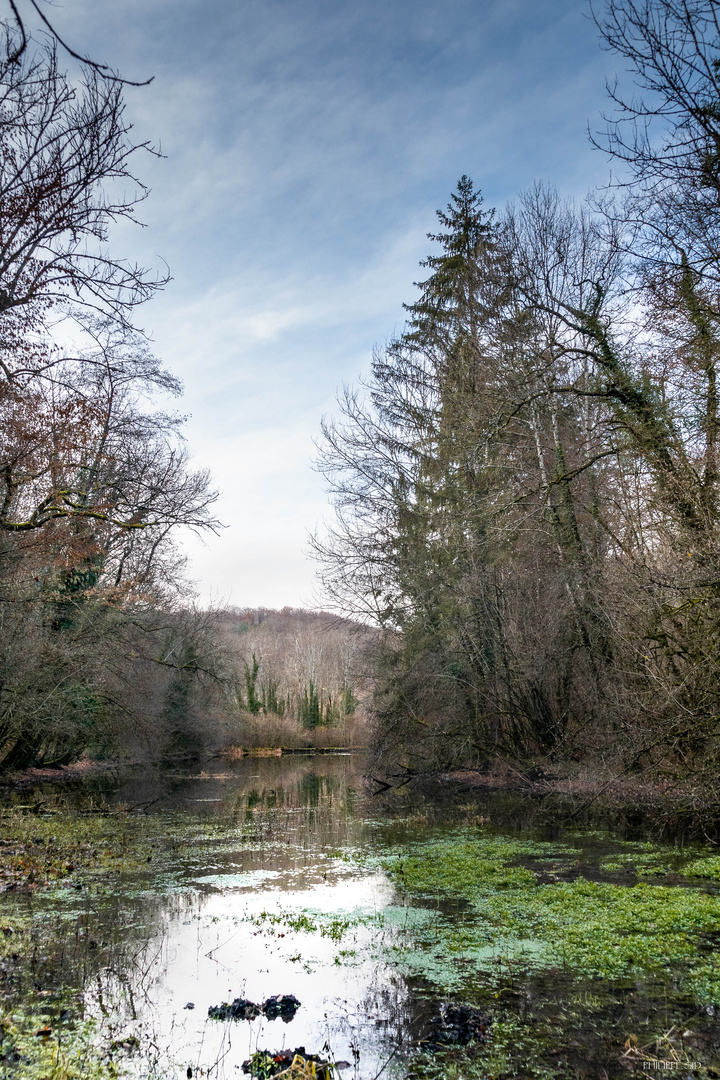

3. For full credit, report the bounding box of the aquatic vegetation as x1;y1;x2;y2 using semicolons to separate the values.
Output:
597;851;674;875
249;908;363;943
242;1048;335;1079
0;1009;120;1080
378;835;720;998
0;805;250;895
405;1015;564;1080
376;833;581;887
386;844;537;894
684;854;720;881
4;771;720;1080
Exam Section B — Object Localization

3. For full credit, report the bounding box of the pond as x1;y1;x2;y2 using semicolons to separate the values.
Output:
2;754;720;1079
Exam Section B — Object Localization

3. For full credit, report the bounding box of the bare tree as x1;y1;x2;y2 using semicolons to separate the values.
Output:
0;322;219;543
0;29;164;382
4;0;151;85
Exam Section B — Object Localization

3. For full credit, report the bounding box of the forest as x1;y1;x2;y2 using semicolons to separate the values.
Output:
0;22;372;771
315;0;720;792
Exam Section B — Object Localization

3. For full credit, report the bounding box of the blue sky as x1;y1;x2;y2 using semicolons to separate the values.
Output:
46;0;620;607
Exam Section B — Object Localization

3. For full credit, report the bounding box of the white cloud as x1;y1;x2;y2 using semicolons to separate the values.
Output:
40;0;619;607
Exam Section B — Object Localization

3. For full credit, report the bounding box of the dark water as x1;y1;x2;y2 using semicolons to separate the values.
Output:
3;755;720;1079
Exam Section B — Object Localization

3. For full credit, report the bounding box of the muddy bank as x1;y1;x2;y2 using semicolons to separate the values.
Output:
437;766;720;814
365;765;720;843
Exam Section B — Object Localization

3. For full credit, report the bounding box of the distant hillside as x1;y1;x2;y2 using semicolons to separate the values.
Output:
223;606;364;632
218;607;377;749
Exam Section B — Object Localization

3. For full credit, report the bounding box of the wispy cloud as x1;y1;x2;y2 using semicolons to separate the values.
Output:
50;0;618;606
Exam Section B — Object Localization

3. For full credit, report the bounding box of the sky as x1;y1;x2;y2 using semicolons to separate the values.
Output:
31;0;621;609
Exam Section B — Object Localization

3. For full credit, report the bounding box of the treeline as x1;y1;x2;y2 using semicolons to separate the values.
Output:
0;29;222;768
220;608;373;747
316;0;720;785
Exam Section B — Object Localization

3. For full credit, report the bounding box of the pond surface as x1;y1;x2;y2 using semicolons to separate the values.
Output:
3;755;720;1079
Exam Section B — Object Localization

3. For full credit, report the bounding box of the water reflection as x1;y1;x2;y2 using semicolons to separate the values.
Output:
2;756;417;1079
68;756;407;1078
4;755;720;1078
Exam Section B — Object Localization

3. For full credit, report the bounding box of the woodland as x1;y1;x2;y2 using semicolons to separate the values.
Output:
315;0;720;791
5;0;720;794
0;12;374;772
0;23;228;769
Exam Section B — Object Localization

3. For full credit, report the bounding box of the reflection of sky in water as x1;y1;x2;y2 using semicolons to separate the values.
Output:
82;757;413;1079
15;754;720;1078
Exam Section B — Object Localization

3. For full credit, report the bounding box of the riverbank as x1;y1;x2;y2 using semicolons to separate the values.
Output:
441;766;708;804
429;763;720;824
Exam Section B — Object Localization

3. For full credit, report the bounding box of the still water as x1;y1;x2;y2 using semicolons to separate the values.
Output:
4;754;720;1079
88;755;409;1078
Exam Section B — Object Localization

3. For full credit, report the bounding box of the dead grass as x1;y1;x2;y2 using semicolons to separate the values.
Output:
222;709;369;753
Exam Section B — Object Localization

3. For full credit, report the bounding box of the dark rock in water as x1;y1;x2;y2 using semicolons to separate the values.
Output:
423;1003;491;1047
208;997;261;1021
262;994;301;1021
208;993;301;1024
